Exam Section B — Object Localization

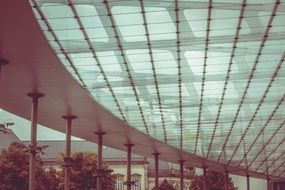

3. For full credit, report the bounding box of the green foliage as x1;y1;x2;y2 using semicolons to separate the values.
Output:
0;142;58;190
57;152;116;190
189;171;238;190
154;179;176;190
0;142;115;190
0;142;29;190
1;143;237;190
42;167;61;190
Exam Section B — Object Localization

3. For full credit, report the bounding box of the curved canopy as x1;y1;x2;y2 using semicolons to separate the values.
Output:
0;0;284;180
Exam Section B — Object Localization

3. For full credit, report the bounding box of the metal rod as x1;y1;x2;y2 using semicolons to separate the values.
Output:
64;0;126;122
197;0;213;156
246;174;250;190
179;160;185;190
225;170;229;190
153;152;160;189
62;115;77;190
27;92;44;190
125;143;134;190
103;0;150;136
226;1;281;166
139;0;167;143
95;132;105;190
203;166;208;190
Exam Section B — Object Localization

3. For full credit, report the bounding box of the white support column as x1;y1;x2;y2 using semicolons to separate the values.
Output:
267;177;272;190
202;166;208;190
95;132;105;190
246;174;250;190
27;92;44;190
179;160;185;190
62;115;77;190
153;152;160;190
125;143;134;190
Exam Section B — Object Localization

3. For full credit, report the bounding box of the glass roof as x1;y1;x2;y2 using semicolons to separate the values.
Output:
29;0;285;178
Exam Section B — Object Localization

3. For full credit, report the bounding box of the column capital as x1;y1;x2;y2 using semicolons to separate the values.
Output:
124;143;134;147
94;131;106;136
62;115;77;120
202;165;208;170
0;58;10;65
152;152;161;156
27;92;45;98
178;160;185;164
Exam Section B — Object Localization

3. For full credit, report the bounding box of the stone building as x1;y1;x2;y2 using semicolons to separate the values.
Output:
0;130;194;190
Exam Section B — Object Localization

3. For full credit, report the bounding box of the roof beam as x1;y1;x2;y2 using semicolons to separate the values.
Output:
89;71;285;89
37;0;285;12
196;0;212;155
103;0;150;135
255;138;285;173
221;1;281;166
244;120;285;170
206;0;247;159
50;33;285;54
139;0;167;143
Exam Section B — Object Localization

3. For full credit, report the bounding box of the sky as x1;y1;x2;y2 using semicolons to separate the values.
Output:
0;108;80;141
0;108;268;190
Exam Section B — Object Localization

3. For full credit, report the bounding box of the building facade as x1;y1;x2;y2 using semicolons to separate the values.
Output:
0;131;194;190
37;140;194;190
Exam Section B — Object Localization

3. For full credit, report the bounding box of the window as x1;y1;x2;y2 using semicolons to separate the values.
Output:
115;174;124;190
131;174;141;190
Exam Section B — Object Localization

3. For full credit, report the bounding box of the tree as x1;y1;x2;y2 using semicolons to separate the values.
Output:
189;171;238;190
0;142;116;190
154;179;176;190
42;167;61;190
0;142;58;190
57;152;116;190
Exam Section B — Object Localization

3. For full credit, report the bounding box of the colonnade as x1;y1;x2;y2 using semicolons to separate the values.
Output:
26;93;273;190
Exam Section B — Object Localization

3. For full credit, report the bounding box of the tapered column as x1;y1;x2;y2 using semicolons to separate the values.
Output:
95;132;106;190
267;177;271;190
125;143;134;190
202;166;208;190
62;115;77;190
225;170;229;190
179;160;185;190
153;152;160;189
27;92;44;190
246;174;250;190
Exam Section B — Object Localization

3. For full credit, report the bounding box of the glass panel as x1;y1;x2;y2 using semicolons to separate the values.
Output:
184;9;207;38
30;0;285;178
41;3;74;18
185;51;239;75
97;51;122;73
145;7;176;41
75;5;109;42
112;6;146;42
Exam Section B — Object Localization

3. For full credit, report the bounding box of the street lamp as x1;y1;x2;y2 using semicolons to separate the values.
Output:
27;144;49;155
0;120;14;134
